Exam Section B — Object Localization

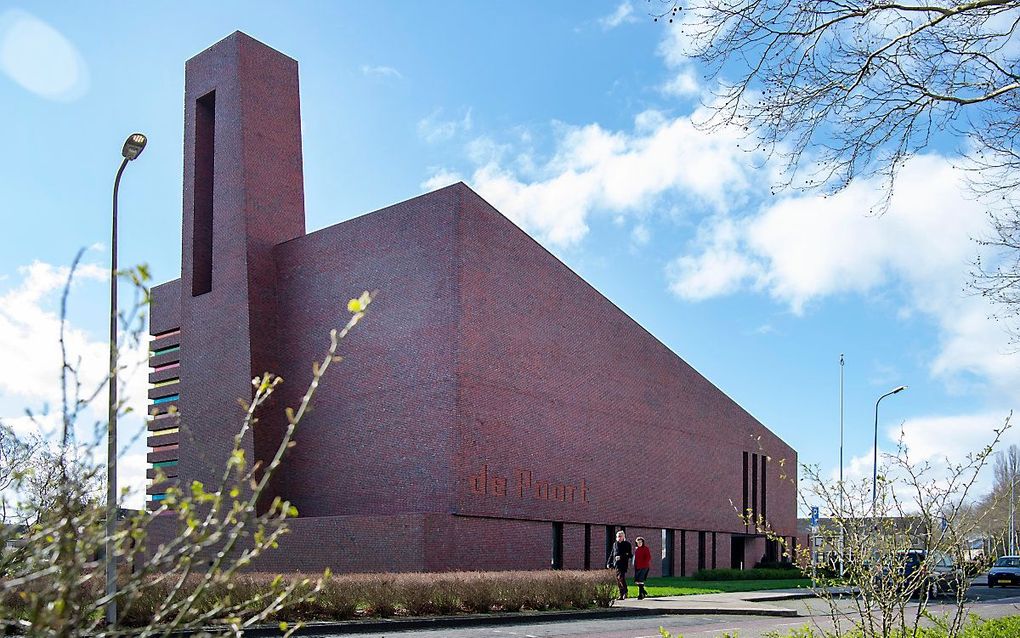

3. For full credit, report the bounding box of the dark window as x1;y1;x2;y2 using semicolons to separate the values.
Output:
605;525;615;566
192;90;215;297
751;453;759;524
698;531;707;571
551;522;563;570
679;530;687;577
742;451;749;527
584;524;591;570
761;454;768;523
662;529;675;577
730;536;745;570
712;532;717;569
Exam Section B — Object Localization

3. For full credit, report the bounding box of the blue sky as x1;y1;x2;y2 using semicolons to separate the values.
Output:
1;2;1017;511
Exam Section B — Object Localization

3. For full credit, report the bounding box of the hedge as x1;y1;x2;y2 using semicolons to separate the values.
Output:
692;567;807;581
3;569;618;627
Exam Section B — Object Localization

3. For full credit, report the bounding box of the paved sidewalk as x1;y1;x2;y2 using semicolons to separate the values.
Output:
614;588;816;617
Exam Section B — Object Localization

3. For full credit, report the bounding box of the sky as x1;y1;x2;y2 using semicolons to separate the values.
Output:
0;2;1017;513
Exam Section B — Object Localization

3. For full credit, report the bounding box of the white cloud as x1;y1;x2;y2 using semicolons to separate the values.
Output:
661;67;700;97
0;261;107;406
667;155;1020;392
896;412;1015;466
667;216;762;300
120;451;148;510
0;260;150;507
832;411;1017;507
360;64;403;80
417;108;474;144
421;169;462;192
655;8;707;99
438;108;758;246
0;9;88;101
599;2;638;30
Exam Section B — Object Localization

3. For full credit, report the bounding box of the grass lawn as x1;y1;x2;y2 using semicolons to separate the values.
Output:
629;577;812;597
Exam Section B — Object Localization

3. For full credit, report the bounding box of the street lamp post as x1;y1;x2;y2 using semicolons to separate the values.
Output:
872;385;907;514
838;354;845;577
106;133;147;627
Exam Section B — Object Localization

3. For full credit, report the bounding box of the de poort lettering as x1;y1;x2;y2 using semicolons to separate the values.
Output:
469;465;590;504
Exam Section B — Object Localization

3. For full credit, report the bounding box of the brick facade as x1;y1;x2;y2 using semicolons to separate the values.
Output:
146;32;798;574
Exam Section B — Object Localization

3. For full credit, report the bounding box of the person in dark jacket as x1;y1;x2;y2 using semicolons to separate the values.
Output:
606;530;633;599
633;537;651;599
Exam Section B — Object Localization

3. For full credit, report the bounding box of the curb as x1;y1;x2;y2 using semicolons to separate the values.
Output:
742;592;818;602
239;607;657;636
654;606;798;618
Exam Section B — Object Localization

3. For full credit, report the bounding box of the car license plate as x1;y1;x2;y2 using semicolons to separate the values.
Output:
1001;578;1012;584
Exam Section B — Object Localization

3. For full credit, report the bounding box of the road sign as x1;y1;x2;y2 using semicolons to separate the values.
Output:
810;506;820;526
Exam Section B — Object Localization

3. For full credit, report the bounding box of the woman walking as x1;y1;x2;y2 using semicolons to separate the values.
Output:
633;537;651;599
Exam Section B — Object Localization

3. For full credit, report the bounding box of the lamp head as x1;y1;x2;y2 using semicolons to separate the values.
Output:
892;385;907;394
121;133;147;160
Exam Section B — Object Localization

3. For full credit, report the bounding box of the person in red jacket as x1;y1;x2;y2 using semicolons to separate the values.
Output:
633;537;652;599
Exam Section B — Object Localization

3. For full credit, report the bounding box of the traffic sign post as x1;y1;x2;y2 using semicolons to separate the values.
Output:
810;506;820;586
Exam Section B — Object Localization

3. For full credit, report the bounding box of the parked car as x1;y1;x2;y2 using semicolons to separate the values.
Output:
901;549;963;597
987;556;1020;587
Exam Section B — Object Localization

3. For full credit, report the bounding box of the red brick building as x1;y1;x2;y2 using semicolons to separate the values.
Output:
146;32;798;575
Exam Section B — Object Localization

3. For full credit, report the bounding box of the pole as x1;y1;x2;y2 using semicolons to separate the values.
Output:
106;156;128;627
839;354;845;578
872;387;906;514
1010;471;1016;555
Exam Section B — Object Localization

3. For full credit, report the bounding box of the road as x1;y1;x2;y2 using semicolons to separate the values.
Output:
306;584;1020;638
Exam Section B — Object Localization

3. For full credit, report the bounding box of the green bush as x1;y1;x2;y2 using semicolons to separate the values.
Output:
754;560;801;570
692;567;806;581
69;569;615;625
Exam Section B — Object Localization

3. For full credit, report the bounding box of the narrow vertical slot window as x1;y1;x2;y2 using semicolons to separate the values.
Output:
192;90;215;296
742;451;749;525
751;452;759;524
680;530;687;576
551;522;564;570
761;454;768;523
583;524;591;570
662;529;675;577
698;531;706;570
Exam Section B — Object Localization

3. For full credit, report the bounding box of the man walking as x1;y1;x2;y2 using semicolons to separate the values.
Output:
607;529;633;599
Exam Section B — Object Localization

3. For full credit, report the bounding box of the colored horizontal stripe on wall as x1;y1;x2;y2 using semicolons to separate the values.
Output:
151;378;180;389
152;328;181;340
152;361;180;373
151;493;167;501
151;345;180;356
153;394;179;405
151;443;179;453
152;460;178;468
151;427;179;437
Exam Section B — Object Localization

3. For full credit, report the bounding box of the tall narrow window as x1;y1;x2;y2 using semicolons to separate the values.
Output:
751;453;759;524
761;454;768;523
662;529;675;577
192;90;215;296
679;530;687;577
551;522;564;570
698;531;707;571
711;532;717;569
742;451;749;527
584;524;591;570
605;525;615;566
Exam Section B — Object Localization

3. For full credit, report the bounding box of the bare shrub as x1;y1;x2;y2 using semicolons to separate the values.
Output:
0;254;375;636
